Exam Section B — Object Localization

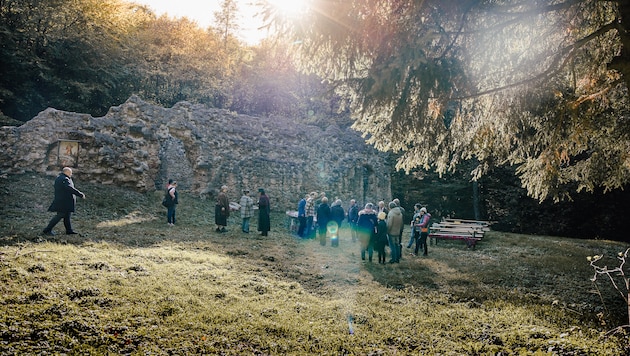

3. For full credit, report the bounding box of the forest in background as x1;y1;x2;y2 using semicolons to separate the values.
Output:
0;0;347;126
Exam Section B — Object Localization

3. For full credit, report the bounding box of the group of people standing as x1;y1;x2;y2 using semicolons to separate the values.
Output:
162;182;271;235
211;185;270;236
356;200;432;264
296;192;344;243
296;193;432;264
41;168;427;256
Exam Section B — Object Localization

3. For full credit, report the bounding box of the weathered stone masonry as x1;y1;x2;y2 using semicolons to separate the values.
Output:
0;95;391;211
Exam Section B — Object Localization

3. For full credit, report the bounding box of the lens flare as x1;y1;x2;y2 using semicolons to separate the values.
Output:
266;0;310;18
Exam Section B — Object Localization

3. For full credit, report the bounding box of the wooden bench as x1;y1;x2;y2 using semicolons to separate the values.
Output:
431;223;488;233
285;210;316;234
428;219;492;249
286;210;299;234
441;218;493;227
429;232;482;248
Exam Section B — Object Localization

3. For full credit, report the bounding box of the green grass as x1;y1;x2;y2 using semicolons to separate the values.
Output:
0;173;628;354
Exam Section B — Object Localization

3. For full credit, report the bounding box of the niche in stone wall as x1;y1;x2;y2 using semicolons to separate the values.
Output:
52;139;80;168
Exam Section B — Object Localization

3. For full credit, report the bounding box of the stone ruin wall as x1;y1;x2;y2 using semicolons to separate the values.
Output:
0;95;392;211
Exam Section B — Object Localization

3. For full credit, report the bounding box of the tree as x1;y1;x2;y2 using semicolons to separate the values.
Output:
133;16;225;107
213;0;242;76
0;0;152;120
264;0;630;201
0;0;234;117
230;38;348;123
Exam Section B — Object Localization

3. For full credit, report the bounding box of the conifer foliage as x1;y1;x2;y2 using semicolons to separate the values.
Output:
268;0;630;201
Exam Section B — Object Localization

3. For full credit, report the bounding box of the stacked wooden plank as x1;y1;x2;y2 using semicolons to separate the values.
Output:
428;218;492;249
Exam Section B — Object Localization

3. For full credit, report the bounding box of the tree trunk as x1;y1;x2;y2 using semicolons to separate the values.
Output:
472;180;480;220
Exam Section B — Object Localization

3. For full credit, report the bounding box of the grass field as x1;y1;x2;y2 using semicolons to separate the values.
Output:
1;173;628;354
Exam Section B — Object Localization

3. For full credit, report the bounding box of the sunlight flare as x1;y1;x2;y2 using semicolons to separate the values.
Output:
265;0;310;17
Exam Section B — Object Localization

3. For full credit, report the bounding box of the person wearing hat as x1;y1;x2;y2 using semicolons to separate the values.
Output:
414;207;431;256
239;189;254;233
374;211;389;264
215;185;230;233
257;188;270;236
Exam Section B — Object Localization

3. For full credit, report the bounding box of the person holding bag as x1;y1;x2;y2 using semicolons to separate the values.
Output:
163;179;178;226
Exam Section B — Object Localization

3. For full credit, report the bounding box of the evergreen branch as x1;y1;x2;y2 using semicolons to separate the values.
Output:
452;19;620;100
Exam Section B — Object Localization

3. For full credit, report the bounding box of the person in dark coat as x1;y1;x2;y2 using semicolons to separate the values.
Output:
215;185;230;233
316;197;331;246
164;180;178;226
257;188;271;236
374;212;389;264
356;203;377;261
330;199;345;230
347;199;359;242
42;167;85;236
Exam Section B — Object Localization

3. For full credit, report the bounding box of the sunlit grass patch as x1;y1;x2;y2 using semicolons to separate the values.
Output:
95;211;156;228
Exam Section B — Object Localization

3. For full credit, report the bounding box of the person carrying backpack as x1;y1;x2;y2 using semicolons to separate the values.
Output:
163;179;178;226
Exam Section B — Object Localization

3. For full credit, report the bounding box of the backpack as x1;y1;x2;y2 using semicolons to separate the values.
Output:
162;187;175;207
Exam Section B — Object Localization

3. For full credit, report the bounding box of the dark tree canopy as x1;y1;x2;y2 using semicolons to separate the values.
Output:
265;0;630;201
0;0;338;125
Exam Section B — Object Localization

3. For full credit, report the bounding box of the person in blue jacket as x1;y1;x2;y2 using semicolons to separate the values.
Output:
297;194;307;237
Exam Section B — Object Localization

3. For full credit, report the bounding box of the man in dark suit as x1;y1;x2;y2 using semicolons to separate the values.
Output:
42;167;86;236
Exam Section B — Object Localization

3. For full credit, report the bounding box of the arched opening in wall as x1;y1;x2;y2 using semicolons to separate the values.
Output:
362;165;374;206
157;137;193;191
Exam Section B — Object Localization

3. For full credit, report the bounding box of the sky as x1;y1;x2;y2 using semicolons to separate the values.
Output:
135;0;269;44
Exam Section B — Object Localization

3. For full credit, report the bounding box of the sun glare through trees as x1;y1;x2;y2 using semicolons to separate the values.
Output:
264;0;311;18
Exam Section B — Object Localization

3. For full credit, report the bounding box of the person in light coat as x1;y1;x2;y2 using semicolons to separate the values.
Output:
239;189;254;233
386;201;404;263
